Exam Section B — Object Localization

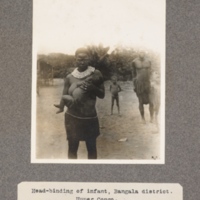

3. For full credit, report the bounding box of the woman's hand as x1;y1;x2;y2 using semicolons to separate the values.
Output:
81;80;95;92
80;80;104;98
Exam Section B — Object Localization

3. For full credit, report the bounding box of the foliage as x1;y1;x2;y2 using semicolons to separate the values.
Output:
37;45;161;81
38;53;75;78
86;44;110;80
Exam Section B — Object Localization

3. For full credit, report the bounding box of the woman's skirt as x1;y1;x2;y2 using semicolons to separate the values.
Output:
134;79;150;104
65;112;100;141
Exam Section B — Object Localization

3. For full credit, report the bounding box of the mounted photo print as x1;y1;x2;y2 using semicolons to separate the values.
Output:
32;0;165;164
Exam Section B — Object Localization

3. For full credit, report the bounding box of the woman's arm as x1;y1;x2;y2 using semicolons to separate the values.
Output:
93;83;105;99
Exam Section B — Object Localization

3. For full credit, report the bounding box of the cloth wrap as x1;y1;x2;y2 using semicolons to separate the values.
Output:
134;78;150;104
65;113;100;141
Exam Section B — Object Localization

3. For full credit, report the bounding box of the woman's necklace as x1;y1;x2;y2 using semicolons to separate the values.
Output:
71;66;95;79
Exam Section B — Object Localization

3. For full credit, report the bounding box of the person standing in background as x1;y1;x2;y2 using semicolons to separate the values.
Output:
110;77;122;115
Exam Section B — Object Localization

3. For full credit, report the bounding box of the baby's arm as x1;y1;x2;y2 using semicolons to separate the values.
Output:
54;75;71;114
76;81;84;88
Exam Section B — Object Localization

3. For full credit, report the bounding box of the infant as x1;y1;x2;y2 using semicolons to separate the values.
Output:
54;72;103;113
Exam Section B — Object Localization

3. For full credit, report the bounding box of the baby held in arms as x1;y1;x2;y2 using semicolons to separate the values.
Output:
54;71;103;114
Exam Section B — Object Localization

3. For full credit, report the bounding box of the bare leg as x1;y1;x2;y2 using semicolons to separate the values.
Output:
116;96;120;115
62;95;74;102
54;95;75;114
139;97;145;123
154;105;160;125
149;103;154;123
111;105;113;115
68;139;79;159
86;138;97;159
155;114;158;125
111;96;114;115
139;103;145;122
117;106;120;115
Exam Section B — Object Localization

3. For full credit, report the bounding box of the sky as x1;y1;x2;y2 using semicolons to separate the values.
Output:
33;0;165;55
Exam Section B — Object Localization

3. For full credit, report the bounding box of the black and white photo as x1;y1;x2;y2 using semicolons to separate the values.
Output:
32;0;165;163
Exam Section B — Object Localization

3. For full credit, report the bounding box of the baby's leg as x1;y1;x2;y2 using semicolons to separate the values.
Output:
111;96;114;115
54;95;75;114
62;95;75;107
54;98;65;114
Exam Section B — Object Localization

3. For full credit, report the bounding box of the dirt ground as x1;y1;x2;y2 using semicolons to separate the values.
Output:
36;79;161;161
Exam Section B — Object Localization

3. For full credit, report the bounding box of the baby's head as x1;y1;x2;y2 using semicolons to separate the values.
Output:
86;73;103;85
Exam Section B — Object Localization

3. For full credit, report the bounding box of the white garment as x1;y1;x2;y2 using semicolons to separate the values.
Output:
71;66;95;79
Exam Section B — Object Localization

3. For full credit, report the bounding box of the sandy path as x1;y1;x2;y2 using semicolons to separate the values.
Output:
36;79;160;160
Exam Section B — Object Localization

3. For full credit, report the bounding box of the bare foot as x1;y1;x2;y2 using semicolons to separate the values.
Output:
54;104;61;108
54;104;63;114
56;109;64;114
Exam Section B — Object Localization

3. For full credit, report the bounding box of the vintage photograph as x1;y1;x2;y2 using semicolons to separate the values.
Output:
32;0;165;163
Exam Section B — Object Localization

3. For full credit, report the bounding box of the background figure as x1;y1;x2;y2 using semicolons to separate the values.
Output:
132;52;152;122
110;77;122;115
57;48;105;159
149;71;160;124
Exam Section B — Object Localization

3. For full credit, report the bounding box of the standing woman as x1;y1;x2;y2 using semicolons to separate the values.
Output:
61;48;105;159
